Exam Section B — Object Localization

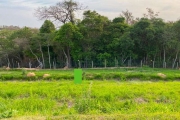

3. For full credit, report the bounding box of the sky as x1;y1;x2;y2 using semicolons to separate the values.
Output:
0;0;180;28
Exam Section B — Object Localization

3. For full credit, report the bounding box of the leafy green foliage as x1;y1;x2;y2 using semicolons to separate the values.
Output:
2;9;180;68
40;20;55;33
55;22;83;65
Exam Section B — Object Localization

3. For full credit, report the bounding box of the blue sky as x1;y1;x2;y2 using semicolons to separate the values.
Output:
0;0;180;28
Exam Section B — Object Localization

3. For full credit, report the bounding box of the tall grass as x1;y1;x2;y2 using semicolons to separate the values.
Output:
1;81;180;119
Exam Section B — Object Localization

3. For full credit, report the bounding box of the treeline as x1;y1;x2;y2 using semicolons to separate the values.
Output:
1;1;180;68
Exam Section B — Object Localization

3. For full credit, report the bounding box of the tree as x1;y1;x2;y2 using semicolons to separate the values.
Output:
40;20;56;33
130;18;156;64
143;8;159;20
0;29;15;67
101;17;131;65
78;10;109;63
11;27;41;68
120;10;135;25
162;23;173;68
171;20;180;68
151;18;166;67
129;18;167;67
35;0;85;25
30;34;45;68
55;22;83;68
40;20;55;69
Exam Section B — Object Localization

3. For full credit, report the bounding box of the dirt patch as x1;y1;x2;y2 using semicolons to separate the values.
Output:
134;97;147;104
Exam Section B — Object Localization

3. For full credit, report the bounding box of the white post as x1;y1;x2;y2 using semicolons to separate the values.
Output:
141;60;143;67
18;62;20;68
92;61;93;68
29;62;31;68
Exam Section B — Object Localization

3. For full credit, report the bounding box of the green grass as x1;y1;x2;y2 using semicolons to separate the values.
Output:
0;67;180;81
1;80;180;119
1;67;180;119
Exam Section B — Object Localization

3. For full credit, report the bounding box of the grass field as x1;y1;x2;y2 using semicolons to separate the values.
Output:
0;67;180;81
0;68;180;119
1;81;180;119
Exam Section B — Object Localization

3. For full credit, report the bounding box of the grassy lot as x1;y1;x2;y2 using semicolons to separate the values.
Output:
0;67;180;81
0;68;180;119
1;80;180;119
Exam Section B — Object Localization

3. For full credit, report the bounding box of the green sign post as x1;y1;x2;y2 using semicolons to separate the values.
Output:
74;69;82;84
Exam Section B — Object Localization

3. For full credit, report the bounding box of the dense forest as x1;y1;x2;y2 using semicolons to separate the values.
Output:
0;0;180;69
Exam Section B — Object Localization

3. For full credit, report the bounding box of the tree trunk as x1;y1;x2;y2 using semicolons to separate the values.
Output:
172;51;179;69
29;47;42;68
47;44;51;69
121;55;128;65
7;54;10;67
39;44;45;69
62;49;68;68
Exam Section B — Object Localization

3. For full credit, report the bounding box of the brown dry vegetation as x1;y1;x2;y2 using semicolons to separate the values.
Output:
27;72;36;77
43;74;50;78
157;73;166;78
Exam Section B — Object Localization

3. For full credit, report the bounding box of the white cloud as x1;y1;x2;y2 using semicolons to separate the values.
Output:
0;0;180;28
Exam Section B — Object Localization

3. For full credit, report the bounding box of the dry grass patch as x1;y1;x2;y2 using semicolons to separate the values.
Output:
27;72;36;77
157;73;166;78
6;67;11;70
43;74;51;78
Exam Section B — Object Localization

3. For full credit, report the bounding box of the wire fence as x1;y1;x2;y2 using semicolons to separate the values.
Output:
72;60;179;69
1;58;179;69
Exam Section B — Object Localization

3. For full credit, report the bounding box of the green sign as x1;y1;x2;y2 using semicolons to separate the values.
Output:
74;69;82;84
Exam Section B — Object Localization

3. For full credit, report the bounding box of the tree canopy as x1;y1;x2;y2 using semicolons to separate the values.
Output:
0;4;180;68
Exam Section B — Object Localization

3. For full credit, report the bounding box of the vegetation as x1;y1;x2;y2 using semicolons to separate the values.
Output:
0;1;180;69
0;80;180;119
1;0;180;119
0;68;179;119
0;67;179;81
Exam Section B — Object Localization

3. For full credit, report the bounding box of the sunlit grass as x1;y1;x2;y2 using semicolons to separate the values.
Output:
1;80;180;119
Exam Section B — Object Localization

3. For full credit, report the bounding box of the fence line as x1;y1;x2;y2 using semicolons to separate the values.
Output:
1;58;180;69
